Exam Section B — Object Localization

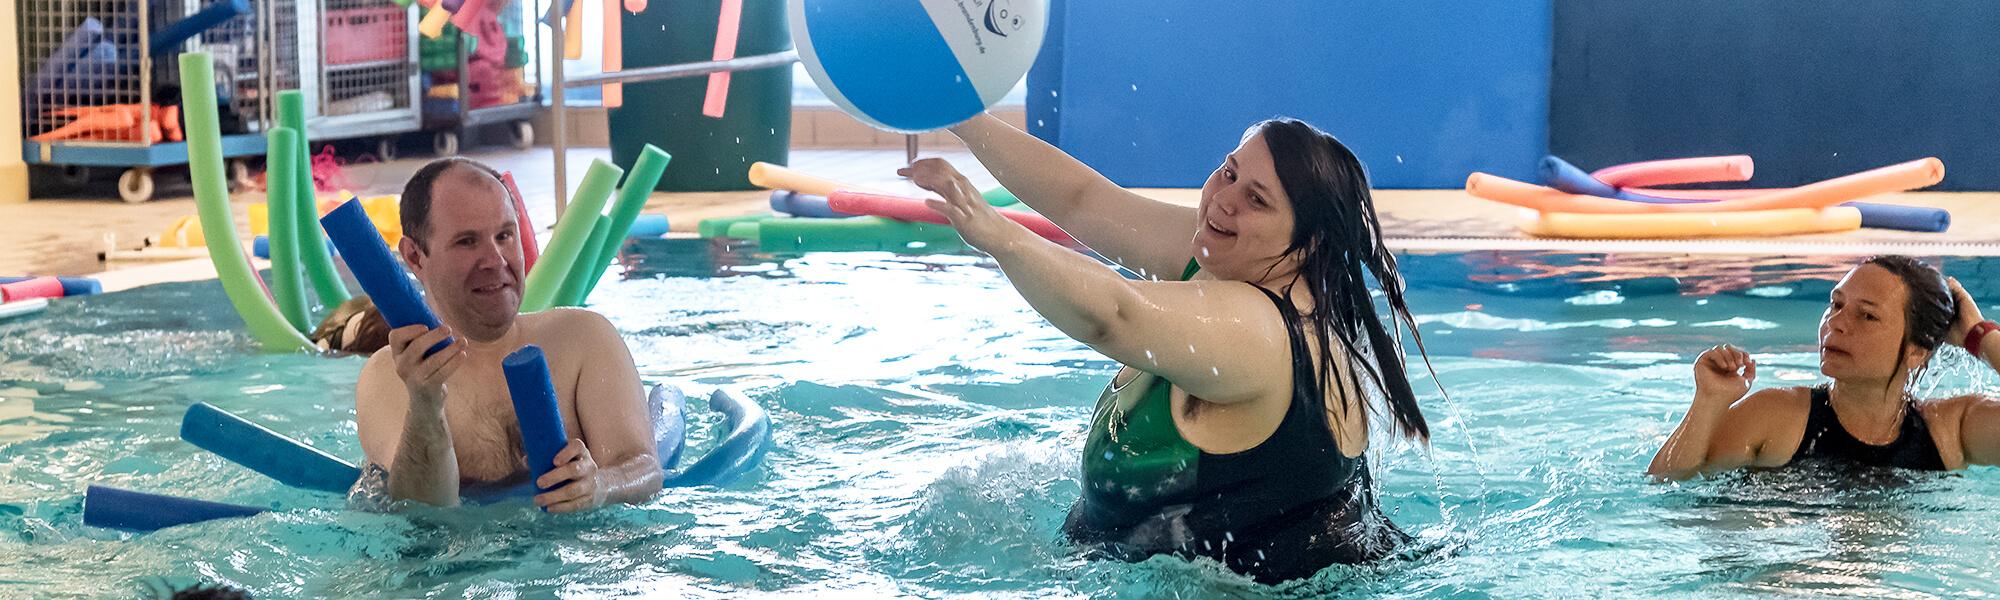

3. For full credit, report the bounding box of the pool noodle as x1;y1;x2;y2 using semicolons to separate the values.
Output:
181;53;315;353
265;127;310;333
277;91;350;308
83;485;265;532
252;236;337;260
520;160;623;312
626;214;669;238
501;345;569;497
747;162;882;197
1542;156;1950;233
769;190;841;218
556;216;610;307
320;199;453;357
0;276;63;302
578;146;671;301
501;172;540;273
148;0;251;57
1520;207;1862;239
1464;158;1943;214
661;388;770;488
701;0;743;118
601;0;622;108
563;0;583;60
828;190;1076;244
1590;155;1755;188
653;383;688;469
180;403;362;493
0;276;98;296
0;298;50;320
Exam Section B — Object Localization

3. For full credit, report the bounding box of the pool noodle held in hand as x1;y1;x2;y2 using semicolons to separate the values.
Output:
320;199;454;357
502;345;570;499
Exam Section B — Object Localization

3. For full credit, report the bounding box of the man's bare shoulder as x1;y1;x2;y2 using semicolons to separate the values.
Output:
519;308;623;349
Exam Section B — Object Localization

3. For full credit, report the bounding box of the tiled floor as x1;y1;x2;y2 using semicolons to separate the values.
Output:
5;145;1999;292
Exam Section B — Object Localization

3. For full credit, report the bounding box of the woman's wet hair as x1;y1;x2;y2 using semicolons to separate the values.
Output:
1252;118;1435;441
310;296;391;355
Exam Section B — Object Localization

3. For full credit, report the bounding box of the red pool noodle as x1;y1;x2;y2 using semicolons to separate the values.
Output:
1591;155;1755;189
0;277;64;302
701;0;743;118
502;172;540;273
828;190;1076;245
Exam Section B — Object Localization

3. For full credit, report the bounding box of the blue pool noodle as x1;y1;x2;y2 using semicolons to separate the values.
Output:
180;403;362;494
627;214;671;238
0;276;100;296
502;345;570;496
662;387;771;488
148;0;251;57
83;485;265;532
322;199;452;356
252;235;336;260
1541;155;1951;233
769;190;843;218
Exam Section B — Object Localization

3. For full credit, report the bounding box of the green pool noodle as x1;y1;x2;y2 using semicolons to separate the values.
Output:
556;216;611;307
181;53;313;352
264;127;310;333
699;213;783;238
758;217;966;253
982;186;1020;207
277;90;349;308
520;159;622;312
725;221;762;240
579;145;671;301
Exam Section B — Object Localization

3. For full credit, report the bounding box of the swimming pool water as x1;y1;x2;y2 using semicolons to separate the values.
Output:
1;242;1996;598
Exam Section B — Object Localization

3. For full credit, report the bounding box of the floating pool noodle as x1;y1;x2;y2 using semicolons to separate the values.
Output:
828;190;1076;244
769;190;841;218
701;0;743;118
277;91;350;308
748;162;878;197
0;276;63;302
321;199;453;357
180;403;362;494
0;276;99;296
1465;158;1943;215
83;485;265;532
182;53;315;353
757;216;966;253
501;346;570;497
662;387;770;488
556;216;611;307
578;146;671;302
521;160;623;312
266;127;310;332
653;384;688;469
1590;155;1755;189
0;298;50;320
1519;207;1862;239
1543;156;1950;232
148;0;251;57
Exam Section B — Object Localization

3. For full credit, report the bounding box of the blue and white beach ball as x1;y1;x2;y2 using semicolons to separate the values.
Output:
790;0;1048;133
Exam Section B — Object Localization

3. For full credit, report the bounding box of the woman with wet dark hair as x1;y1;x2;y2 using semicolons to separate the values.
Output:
1650;255;2000;479
900;114;1439;583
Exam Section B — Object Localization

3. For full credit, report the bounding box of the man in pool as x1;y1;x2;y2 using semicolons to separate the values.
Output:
351;158;663;512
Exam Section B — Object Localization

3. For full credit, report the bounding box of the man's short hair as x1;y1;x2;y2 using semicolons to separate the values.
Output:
399;157;506;249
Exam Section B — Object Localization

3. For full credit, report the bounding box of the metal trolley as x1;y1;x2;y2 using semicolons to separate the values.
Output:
18;0;279;201
417;0;539;157
291;0;422;158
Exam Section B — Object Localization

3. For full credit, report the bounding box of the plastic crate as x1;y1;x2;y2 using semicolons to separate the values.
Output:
325;7;408;65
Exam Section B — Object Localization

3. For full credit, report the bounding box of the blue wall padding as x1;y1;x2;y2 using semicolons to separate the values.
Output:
1030;1;1552;188
1550;1;2000;191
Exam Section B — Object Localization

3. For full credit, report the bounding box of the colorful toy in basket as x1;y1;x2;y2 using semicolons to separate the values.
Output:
1465;156;1947;239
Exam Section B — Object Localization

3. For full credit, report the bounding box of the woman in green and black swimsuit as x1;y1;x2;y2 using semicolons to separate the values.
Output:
903;114;1439;583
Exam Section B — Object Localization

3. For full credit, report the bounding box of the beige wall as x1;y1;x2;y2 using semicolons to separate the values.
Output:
533;107;1027;150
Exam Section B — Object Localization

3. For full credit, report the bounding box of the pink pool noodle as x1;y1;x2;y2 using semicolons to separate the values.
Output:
701;0;743;118
1591;155;1756;189
828;191;1076;245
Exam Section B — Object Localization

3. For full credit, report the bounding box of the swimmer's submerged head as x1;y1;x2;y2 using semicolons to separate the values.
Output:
1195;118;1432;441
398;158;525;342
1820;255;1954;387
311;296;390;354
